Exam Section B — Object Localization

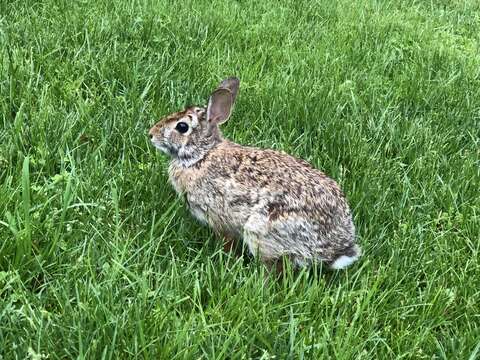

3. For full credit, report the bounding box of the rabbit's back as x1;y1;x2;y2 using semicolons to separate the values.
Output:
170;141;358;266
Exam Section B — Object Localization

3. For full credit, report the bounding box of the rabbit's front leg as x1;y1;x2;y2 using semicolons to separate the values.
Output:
218;230;242;257
223;237;236;253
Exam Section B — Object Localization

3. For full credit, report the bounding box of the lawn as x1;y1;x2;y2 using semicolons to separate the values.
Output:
1;0;479;358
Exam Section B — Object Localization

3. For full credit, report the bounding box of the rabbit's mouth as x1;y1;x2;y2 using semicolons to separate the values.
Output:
151;139;178;157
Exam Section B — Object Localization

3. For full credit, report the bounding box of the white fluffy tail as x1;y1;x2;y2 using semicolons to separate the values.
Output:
330;245;361;270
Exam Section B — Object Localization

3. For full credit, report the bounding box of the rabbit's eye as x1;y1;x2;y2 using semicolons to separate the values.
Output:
175;122;189;134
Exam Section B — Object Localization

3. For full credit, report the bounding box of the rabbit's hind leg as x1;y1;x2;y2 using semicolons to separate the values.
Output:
243;213;278;259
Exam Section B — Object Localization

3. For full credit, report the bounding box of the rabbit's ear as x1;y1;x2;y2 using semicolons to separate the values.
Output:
218;77;239;103
207;77;240;125
207;88;234;125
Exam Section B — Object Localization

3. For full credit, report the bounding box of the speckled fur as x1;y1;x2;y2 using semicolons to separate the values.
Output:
149;78;360;269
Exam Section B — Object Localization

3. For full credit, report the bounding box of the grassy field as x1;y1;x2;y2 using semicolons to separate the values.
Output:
1;0;479;358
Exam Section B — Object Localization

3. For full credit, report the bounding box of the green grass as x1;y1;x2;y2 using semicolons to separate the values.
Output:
1;0;479;358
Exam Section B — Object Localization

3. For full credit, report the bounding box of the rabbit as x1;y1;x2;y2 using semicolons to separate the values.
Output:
148;77;361;272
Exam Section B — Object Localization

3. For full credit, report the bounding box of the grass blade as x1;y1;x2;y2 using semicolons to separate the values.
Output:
15;156;32;266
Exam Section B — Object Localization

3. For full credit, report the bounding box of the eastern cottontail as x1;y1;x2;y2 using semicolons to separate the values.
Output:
149;77;361;272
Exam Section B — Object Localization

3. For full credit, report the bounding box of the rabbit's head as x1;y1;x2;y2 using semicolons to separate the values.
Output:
149;77;239;166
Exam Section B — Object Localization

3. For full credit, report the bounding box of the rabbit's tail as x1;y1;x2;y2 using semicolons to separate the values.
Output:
330;244;361;270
